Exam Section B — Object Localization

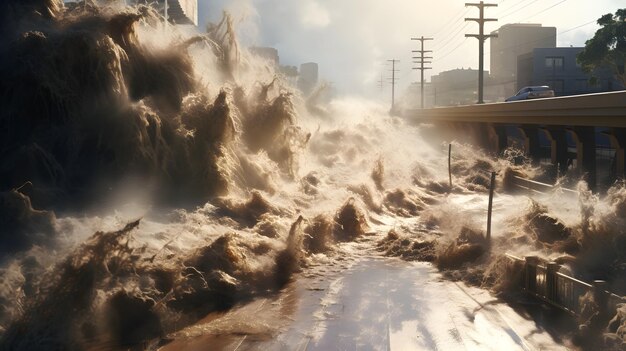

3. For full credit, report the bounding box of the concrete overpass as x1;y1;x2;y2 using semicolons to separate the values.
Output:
403;91;626;189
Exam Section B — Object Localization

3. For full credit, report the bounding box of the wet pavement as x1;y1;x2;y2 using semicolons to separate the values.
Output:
161;257;567;351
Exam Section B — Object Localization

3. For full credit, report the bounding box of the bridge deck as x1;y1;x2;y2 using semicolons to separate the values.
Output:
405;91;626;128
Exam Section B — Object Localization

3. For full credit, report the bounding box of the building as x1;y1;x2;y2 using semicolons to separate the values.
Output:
297;62;319;95
431;68;495;106
249;47;280;66
517;47;624;96
246;49;321;93
490;24;556;99
279;65;298;86
401;82;435;109
131;0;198;25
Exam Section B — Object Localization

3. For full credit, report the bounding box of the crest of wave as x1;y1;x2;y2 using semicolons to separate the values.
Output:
0;0;319;348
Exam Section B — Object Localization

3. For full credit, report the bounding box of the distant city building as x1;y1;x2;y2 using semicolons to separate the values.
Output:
490;24;556;98
403;82;434;109
130;0;198;25
249;47;280;66
517;47;624;96
279;65;298;77
431;68;494;106
279;65;298;86
246;48;320;93
298;62;319;95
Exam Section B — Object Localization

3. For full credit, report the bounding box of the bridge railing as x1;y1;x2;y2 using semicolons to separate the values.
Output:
509;175;578;196
505;254;625;317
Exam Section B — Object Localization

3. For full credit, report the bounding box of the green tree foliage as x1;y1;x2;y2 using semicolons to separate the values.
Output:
577;9;626;87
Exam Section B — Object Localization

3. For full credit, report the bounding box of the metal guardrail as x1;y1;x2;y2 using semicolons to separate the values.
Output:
510;175;578;196
454;149;624;316
472;168;577;195
505;254;625;317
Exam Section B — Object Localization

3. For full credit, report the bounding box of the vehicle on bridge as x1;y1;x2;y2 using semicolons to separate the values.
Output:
505;86;555;102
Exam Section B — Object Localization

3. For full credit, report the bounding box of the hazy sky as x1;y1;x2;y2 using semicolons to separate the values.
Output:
197;0;623;98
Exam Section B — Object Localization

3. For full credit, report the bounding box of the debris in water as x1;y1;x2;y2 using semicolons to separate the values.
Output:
304;215;334;254
333;198;367;242
524;200;572;244
215;191;282;228
377;229;436;262
436;227;488;270
274;216;305;286
383;189;424;217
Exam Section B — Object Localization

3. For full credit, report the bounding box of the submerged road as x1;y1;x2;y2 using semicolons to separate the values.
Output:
162;257;568;350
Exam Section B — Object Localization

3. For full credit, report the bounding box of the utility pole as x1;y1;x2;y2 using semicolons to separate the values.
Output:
465;1;497;104
164;0;169;27
411;36;433;109
387;59;400;111
378;73;384;93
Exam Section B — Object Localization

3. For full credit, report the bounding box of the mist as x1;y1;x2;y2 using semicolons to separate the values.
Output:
0;0;624;350
198;0;617;99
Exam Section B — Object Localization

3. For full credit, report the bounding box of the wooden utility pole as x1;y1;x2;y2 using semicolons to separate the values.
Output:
448;143;452;190
411;36;433;109
465;1;497;104
486;171;496;242
378;73;384;92
387;59;400;111
164;0;169;27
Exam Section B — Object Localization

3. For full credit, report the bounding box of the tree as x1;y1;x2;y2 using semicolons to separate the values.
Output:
577;9;626;87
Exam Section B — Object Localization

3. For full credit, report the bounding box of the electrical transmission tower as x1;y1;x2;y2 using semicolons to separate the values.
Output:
387;59;400;111
411;36;433;109
465;1;497;104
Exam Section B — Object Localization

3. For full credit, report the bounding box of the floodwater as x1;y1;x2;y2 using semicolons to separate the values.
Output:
1;1;625;350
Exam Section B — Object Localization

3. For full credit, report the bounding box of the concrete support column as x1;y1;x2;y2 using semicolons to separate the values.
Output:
569;127;597;190
465;123;492;152
487;123;507;155
605;128;626;179
448;122;471;145
518;126;541;164
541;127;568;173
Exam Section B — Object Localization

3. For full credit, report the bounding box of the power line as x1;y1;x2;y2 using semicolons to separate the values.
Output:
431;4;598;84
433;9;471;42
486;0;568;58
437;38;470;62
524;0;569;21
465;1;498;104
433;18;598;93
435;22;471;52
433;7;471;37
434;19;471;50
484;18;597;56
498;0;539;19
560;19;597;35
500;0;541;19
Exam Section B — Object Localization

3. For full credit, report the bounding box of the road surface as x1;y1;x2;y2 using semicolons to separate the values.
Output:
161;257;568;350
